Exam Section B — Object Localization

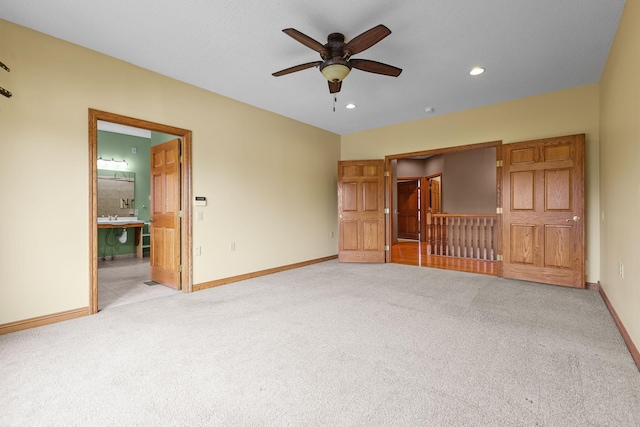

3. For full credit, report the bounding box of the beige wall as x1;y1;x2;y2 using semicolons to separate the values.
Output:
599;0;640;353
0;21;340;324
342;84;601;283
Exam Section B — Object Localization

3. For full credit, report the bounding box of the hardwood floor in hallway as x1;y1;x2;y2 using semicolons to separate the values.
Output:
391;240;497;276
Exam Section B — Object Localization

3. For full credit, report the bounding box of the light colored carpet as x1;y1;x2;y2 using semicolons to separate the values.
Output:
1;260;639;426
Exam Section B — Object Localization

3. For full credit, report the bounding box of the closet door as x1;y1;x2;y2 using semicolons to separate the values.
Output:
338;160;385;263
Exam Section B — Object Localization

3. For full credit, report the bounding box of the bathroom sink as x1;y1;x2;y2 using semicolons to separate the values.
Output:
97;216;144;225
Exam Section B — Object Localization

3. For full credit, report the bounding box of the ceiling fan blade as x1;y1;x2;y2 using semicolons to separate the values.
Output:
272;61;322;77
328;80;342;94
343;25;392;57
349;59;402;77
282;28;329;59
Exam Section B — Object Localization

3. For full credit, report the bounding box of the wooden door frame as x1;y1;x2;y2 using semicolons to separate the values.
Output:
424;173;442;213
395;174;442;242
88;109;193;314
384;140;502;274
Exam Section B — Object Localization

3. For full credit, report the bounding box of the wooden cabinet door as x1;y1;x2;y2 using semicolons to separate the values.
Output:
397;180;419;240
150;138;181;289
338;160;385;263
502;134;585;287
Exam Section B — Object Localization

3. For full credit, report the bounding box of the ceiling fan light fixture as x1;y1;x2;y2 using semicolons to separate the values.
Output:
320;60;351;83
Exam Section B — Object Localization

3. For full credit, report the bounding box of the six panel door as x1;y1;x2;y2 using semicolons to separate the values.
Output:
338;160;385;263
150;138;182;289
502;134;585;287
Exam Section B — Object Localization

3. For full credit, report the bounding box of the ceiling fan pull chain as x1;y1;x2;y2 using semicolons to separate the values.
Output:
333;95;336;112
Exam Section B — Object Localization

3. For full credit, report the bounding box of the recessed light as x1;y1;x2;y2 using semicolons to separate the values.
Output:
346;103;357;109
425;107;435;113
470;67;485;76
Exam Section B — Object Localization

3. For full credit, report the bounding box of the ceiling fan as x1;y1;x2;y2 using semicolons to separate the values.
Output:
272;24;402;94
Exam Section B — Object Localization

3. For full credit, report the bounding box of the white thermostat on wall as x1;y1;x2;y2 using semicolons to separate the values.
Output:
194;196;207;206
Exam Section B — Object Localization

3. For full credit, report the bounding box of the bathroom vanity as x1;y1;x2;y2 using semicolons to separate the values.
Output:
97;217;146;258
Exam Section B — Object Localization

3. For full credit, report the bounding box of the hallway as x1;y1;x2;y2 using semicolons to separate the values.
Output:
391;240;497;276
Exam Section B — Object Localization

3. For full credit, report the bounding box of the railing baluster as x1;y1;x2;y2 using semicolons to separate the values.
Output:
482;217;487;260
490;218;496;261
468;218;471;259
462;217;467;258
453;217;457;257
466;218;470;259
428;214;497;261
476;218;482;259
474;218;477;259
438;217;441;255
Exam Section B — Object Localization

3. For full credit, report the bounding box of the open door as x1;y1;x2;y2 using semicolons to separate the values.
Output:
397;180;419;240
502;134;585;288
338;160;385;263
150;138;181;289
429;178;441;213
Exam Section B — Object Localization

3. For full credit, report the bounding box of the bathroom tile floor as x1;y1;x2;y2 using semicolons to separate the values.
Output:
98;257;179;310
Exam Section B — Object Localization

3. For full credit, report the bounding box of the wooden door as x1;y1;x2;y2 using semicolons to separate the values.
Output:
502;134;584;288
150;138;181;289
397;180;419;240
338;160;385;263
430;178;441;213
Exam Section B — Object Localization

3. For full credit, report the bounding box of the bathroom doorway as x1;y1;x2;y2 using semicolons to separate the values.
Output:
89;109;193;314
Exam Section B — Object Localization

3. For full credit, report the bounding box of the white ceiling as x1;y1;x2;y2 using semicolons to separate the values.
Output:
0;0;626;135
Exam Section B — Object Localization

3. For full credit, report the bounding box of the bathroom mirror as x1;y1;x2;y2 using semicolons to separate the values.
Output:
97;170;135;217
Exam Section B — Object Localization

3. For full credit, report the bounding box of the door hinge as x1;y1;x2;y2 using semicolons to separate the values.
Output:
496;254;503;261
384;208;390;214
384;171;390;177
178;265;182;272
178;210;182;218
385;245;390;251
497;160;503;167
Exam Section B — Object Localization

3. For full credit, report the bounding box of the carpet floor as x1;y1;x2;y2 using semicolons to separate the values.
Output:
1;260;639;426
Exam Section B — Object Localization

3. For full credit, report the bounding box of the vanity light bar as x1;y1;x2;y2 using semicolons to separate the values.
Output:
97;157;128;167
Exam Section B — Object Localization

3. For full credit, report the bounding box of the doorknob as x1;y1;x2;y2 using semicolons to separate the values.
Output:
565;215;580;222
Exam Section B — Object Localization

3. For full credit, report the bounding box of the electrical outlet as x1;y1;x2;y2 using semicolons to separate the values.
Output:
330;231;334;238
230;242;236;251
132;147;137;154
194;246;201;256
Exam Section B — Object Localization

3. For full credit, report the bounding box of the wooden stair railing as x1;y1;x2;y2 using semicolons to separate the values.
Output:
426;213;497;261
